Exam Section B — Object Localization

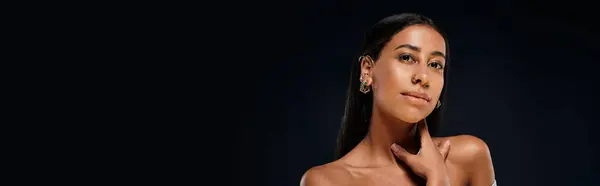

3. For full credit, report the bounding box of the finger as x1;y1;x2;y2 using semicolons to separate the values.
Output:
440;140;451;160
417;120;433;144
391;143;415;163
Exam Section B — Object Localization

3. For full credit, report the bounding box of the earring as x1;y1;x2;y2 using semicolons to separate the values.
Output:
359;73;370;94
436;100;442;108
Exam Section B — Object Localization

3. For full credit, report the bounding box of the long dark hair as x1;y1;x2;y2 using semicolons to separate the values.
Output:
335;13;451;159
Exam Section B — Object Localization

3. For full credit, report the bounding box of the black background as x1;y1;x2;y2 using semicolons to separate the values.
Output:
228;0;600;185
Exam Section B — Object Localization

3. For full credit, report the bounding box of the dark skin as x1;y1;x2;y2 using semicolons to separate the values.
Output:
301;25;495;186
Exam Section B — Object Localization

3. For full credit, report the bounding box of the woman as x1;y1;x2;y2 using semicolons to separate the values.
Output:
301;13;496;186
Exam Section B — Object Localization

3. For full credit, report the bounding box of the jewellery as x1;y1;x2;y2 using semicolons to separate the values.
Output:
436;100;441;108
358;55;373;94
359;73;370;94
411;74;429;88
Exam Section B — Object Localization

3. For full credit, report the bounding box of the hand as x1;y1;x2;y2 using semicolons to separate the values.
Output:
390;120;451;185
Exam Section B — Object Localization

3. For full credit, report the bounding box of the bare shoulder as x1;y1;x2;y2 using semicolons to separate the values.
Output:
300;161;350;186
434;135;493;172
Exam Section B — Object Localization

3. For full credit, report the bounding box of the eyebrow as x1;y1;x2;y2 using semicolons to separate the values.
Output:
395;44;446;58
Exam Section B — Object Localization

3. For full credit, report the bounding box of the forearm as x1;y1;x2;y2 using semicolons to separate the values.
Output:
426;174;450;186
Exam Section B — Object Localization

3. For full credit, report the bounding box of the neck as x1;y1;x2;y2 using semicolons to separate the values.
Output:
361;105;419;167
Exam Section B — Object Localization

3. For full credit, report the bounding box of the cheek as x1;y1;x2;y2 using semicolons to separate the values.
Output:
372;64;417;112
429;78;444;101
373;64;412;93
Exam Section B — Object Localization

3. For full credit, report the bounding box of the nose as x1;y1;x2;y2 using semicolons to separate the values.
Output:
411;67;430;88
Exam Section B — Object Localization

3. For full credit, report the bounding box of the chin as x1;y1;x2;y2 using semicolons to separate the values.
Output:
394;107;427;124
392;106;433;123
398;114;423;124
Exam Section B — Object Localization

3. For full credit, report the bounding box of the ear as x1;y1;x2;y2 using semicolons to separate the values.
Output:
359;55;375;86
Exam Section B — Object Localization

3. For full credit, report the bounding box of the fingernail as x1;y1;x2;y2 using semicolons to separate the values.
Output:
390;144;399;152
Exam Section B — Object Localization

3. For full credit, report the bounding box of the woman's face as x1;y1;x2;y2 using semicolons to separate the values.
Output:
362;25;446;123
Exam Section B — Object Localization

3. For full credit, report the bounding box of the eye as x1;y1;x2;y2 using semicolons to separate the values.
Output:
428;61;444;70
398;54;416;63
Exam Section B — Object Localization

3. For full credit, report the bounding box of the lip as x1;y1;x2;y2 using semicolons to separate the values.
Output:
400;91;431;102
